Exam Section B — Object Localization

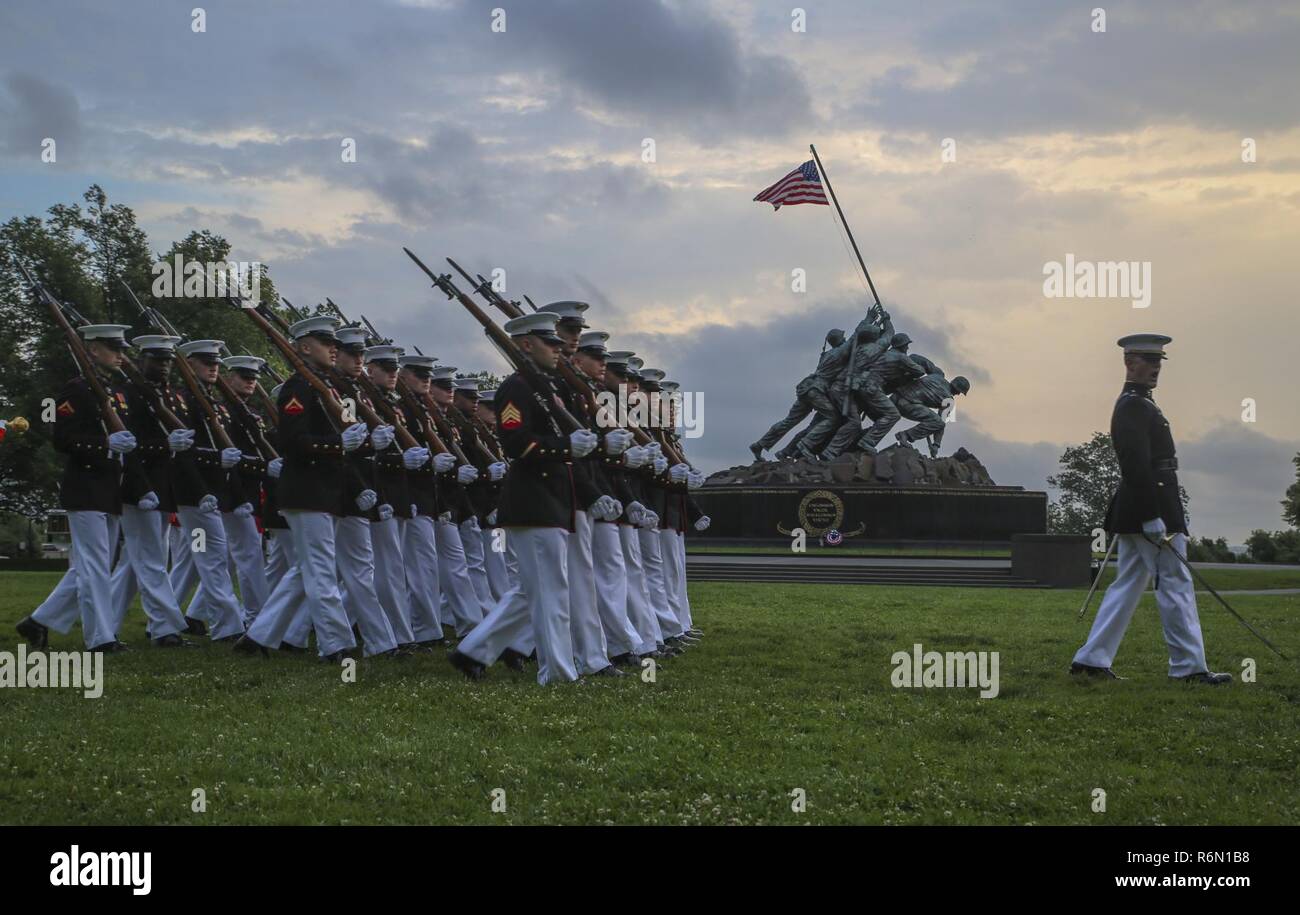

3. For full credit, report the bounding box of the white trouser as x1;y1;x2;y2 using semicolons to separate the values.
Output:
249;531;309;650
175;506;247;639
264;528;291;590
334;516;398;657
460;517;495;615
32;511;121;648
638;527;677;643
169;520;202;620
402;516;444;642
457;527;576;685
675;533;693;631
1074;533;1209;677
481;527;510;603
658;528;687;639
107;505;187;640
618;524;661;654
567;511;609;674
249;510;353;657
222;511;269;623
436;518;485;636
371;516;415;645
591;521;639;656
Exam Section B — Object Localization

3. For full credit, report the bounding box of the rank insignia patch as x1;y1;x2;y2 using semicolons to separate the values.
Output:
499;402;523;430
56;400;75;417
283;396;305;416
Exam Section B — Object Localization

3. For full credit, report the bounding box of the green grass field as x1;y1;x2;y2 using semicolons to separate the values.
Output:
2;571;1297;825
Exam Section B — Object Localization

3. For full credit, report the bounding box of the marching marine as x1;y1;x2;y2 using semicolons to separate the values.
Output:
1071;334;1231;684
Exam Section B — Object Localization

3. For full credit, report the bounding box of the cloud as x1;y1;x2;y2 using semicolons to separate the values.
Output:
0;73;81;159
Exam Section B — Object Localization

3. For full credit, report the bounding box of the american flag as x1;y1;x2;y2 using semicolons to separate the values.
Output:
753;160;829;210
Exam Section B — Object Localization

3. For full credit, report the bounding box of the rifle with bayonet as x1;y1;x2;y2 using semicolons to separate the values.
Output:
21;264;127;435
444;256;690;466
405;248;582;436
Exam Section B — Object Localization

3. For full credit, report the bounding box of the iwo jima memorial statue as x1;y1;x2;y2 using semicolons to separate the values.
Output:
692;147;1047;544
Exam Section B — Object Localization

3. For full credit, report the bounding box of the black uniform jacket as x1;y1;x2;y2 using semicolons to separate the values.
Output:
434;407;477;525
453;407;500;525
120;378;186;513
1104;382;1187;535
552;365;607;512
170;388;237;509
494;371;575;531
373;393;412;520
275;372;347;516
223;396;271;518
54;374;127;515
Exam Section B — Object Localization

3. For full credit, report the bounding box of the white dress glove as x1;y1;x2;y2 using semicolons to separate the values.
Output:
377;503;394;521
370;424;395;451
198;494;219;513
341;422;369;452
403;446;430;470
669;463;690;484
410;503;419;518
488;461;507;481
356;489;378;511
233;502;255;517
591;495;621;521
569;428;599;458
167;428;195;452
437;511;453;523
623;445;649;469
694;515;711;532
220;447;243;469
457;464;479;485
267;458;283;479
1142;517;1167;537
137;491;159;511
653;456;668;475
686;469;705;490
433;452;457;473
643;442;662;459
626;500;647;526
604;429;634;456
487;508;498;526
642;510;660;530
108;430;137;454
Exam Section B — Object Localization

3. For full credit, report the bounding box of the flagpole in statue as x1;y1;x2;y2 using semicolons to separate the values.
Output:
807;143;882;414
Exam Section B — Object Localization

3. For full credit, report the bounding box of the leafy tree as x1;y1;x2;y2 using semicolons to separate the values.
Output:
462;369;504;389
1246;529;1300;564
1187;536;1236;562
1046;431;1189;534
1282;452;1300;529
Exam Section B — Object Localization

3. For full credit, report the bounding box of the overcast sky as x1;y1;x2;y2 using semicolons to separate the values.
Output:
3;0;1298;541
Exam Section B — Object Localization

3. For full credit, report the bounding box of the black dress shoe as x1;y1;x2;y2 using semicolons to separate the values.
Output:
213;633;241;643
448;650;486;680
1069;662;1124;680
592;665;626;678
610;652;639;668
415;639;446;652
352;624;363;645
16;616;49;649
1173;671;1233;685
320;649;353;664
278;642;307;654
153;634;195;648
232;635;270;658
500;648;528;672
89;640;129;654
184;617;208;636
